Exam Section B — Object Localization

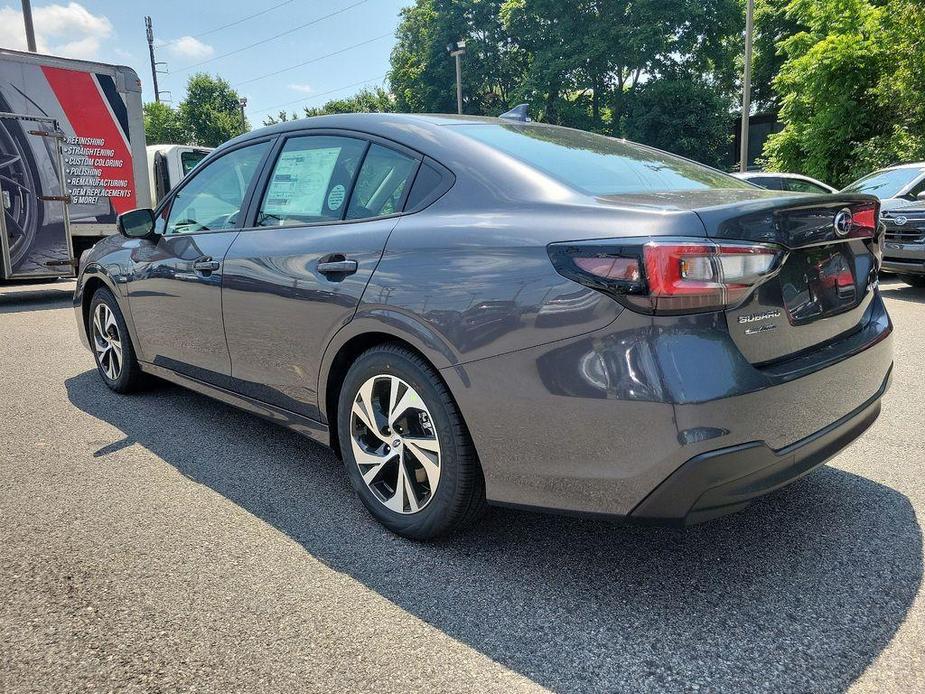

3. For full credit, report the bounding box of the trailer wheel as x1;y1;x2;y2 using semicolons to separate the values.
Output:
0;97;43;270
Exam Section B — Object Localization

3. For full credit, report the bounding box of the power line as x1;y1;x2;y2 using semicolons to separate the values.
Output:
252;73;388;116
234;32;391;87
175;0;371;73
157;0;298;47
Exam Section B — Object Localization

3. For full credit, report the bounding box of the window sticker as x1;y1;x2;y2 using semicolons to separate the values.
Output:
263;147;340;217
327;183;346;211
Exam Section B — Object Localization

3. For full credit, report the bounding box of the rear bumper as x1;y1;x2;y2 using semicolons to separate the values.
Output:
882;240;925;274
445;291;893;519
630;364;891;525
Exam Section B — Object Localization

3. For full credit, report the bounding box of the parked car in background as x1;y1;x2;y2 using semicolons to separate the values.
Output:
841;163;925;287
74;114;892;538
732;171;837;194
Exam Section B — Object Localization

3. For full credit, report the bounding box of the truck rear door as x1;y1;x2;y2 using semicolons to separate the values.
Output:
0;112;73;280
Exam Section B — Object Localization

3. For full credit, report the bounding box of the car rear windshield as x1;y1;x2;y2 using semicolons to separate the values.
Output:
451;123;752;195
841;167;925;198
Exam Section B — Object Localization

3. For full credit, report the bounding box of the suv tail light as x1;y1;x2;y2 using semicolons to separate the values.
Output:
548;238;786;314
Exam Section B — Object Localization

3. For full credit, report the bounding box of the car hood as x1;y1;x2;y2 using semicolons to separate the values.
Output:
879;197;925;213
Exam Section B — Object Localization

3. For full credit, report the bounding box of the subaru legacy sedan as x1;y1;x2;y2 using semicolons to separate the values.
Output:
74;114;892;539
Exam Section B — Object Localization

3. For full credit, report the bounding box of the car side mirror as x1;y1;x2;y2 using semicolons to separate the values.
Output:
916;191;925;202
117;208;156;238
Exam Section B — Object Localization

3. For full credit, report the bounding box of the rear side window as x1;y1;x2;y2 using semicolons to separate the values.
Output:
405;160;447;211
257;135;366;227
452;123;753;195
782;178;829;194
346;144;417;220
180;149;209;175
747;176;782;190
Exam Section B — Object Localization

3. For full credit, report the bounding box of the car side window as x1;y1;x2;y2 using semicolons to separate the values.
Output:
257;136;367;227
747;176;782;190
783;178;829;194
165;141;269;235
346;144;417;220
906;176;925;199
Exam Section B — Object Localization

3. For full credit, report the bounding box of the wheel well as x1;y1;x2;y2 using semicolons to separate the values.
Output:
324;332;449;460
81;276;107;334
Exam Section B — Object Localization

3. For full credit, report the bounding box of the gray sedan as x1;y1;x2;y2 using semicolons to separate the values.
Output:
74;113;892;538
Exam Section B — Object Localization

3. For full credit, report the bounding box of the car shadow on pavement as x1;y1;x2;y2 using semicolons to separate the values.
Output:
878;283;925;305
0;286;73;314
65;370;922;693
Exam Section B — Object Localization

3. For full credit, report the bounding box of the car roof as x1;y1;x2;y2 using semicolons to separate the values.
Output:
225;112;501;146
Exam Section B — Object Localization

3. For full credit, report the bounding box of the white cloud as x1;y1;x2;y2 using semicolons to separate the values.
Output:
288;84;313;94
0;2;112;60
162;36;214;61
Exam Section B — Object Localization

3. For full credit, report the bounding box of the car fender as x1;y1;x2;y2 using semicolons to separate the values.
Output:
316;306;461;424
75;261;144;359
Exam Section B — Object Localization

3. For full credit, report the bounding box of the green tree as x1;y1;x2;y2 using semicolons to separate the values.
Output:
143;101;186;145
761;0;917;185
389;0;527;115
623;78;733;167
262;111;300;126
303;87;396;116
752;0;806;111
178;73;249;147
262;87;396;126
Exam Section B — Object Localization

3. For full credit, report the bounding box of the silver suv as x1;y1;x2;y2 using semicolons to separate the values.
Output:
843;163;925;287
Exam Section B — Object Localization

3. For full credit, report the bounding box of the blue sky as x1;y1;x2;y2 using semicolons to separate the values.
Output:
0;0;408;123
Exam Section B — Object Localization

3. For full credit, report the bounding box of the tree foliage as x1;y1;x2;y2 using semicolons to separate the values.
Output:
623;79;734;168
764;0;925;186
386;0;743;163
143;74;249;148
179;74;249;147
262;87;396;126
143;101;185;145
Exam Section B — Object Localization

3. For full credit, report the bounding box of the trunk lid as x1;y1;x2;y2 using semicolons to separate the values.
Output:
695;193;882;365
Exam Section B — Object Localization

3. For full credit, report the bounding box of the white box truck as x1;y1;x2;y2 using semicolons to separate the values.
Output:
147;144;211;205
0;48;149;280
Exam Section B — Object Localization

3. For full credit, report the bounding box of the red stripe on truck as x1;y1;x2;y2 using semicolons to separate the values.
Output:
41;66;136;214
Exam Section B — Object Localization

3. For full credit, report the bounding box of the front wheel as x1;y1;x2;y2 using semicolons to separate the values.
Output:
338;344;485;539
898;274;925;288
89;287;145;393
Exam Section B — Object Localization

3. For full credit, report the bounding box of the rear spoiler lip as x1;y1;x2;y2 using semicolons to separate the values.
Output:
693;194;881;249
690;191;878;214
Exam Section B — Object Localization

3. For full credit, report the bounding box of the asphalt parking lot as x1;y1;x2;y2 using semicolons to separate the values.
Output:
1;278;923;693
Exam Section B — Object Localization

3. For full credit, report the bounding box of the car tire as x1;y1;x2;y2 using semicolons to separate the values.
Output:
337;344;485;539
898;274;925;288
89;287;145;394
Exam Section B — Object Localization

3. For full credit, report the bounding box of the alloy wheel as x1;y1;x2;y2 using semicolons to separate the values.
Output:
92;303;123;381
350;374;441;514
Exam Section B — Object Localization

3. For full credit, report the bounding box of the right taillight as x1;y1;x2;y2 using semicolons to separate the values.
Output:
548;238;785;314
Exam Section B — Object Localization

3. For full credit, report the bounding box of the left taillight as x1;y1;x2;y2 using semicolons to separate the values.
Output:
547;238;785;314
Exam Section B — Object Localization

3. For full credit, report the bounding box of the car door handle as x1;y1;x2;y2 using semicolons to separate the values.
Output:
317;258;358;275
192;258;220;272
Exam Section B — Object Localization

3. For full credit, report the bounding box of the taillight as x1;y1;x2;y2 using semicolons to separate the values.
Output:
548;238;785;314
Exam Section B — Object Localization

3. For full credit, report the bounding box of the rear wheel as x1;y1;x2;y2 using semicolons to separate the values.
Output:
89;288;145;393
898;274;925;288
337;344;485;539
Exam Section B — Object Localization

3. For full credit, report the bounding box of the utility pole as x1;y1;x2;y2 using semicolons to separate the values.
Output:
21;0;37;52
447;40;466;115
145;16;161;103
739;0;755;172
